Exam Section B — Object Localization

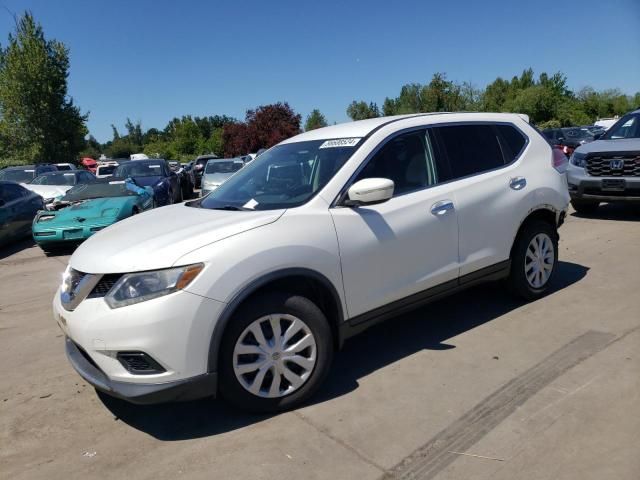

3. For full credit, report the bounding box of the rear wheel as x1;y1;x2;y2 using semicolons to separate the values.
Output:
571;199;599;215
219;292;333;413
508;220;558;301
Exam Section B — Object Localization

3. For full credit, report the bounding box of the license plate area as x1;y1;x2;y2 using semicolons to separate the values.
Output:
63;228;84;240
602;179;625;191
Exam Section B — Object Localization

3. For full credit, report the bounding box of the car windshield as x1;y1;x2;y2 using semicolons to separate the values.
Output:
0;168;35;183
205;160;244;174
97;166;117;175
603;113;640;139
114;161;164;177
561;128;592;140
31;172;77;186
61;180;139;201
196;139;361;210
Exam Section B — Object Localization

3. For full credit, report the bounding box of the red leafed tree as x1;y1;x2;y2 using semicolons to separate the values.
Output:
223;102;301;156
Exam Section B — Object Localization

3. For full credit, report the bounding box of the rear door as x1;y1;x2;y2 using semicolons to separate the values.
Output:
433;123;528;276
330;128;460;318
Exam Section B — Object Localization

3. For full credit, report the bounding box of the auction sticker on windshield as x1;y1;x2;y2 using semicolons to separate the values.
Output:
319;138;361;149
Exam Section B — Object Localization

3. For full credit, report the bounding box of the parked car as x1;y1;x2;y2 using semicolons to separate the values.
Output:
567;109;640;213
193;154;218;188
95;164;118;179
54;113;569;412
542;127;594;157
0;181;44;247
33;178;154;253
23;170;96;204
55;163;77;171
113;159;181;205
201;158;245;196
130;153;149;160
81;158;98;173
0;164;58;183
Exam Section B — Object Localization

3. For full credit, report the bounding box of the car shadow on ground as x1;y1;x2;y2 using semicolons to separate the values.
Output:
99;260;589;441
571;203;640;221
0;237;36;260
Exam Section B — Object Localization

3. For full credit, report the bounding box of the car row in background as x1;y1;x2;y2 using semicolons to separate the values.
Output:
2;150;256;251
32;178;154;253
23;170;97;204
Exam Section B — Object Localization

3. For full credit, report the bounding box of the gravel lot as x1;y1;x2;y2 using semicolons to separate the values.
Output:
1;205;639;480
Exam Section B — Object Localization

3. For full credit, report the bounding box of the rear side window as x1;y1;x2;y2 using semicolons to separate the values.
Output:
435;124;505;179
496;124;527;162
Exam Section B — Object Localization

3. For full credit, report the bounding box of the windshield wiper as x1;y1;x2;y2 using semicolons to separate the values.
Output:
211;205;249;211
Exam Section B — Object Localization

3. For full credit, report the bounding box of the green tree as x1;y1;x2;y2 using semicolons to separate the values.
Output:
0;12;88;164
346;101;380;120
304;109;328;131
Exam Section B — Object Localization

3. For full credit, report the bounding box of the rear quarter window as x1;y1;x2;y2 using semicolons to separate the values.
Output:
495;124;527;162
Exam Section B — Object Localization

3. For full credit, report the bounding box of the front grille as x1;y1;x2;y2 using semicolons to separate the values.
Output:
586;153;640;177
87;274;122;298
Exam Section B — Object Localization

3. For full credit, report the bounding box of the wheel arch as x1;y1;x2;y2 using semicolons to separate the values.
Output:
207;268;345;374
510;205;561;259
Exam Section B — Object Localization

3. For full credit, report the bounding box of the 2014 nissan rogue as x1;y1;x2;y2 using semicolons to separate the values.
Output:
54;113;570;412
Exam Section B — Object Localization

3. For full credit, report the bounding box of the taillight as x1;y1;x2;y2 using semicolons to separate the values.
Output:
552;147;568;173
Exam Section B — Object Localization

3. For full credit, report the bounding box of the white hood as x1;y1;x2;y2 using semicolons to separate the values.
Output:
22;184;72;199
69;203;285;274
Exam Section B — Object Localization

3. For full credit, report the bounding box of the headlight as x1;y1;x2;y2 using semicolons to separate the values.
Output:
101;208;119;217
104;263;204;309
38;214;56;222
570;152;587;168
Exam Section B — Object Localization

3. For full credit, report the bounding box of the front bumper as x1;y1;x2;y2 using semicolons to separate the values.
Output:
566;164;640;202
33;221;113;246
54;286;225;404
66;338;217;404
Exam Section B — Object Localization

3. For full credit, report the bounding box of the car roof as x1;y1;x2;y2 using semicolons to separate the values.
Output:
281;112;529;144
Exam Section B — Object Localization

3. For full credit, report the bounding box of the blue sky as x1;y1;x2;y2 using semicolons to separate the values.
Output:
1;0;638;142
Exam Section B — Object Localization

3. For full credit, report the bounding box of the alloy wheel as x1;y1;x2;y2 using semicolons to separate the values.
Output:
233;314;317;398
524;233;555;288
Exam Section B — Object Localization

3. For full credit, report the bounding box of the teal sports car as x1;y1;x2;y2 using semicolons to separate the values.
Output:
32;178;153;252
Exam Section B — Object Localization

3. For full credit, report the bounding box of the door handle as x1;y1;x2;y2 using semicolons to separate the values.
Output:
431;200;454;216
510;177;527;190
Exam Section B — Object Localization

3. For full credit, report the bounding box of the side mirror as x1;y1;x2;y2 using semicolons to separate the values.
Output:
345;178;394;206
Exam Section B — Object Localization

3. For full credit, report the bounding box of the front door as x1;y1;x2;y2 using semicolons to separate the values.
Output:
330;129;460;318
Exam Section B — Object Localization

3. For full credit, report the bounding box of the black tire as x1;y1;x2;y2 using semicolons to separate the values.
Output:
219;292;333;413
508;220;558;301
571;199;599;215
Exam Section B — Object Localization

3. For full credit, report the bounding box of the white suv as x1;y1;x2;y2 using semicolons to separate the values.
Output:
54;113;570;412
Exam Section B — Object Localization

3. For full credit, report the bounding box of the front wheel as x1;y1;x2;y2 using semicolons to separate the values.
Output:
508;220;558;301
219;293;333;413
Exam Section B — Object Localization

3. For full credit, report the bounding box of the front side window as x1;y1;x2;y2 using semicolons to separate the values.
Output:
603;113;640;139
436;124;505;179
197;139;359;210
353;130;440;196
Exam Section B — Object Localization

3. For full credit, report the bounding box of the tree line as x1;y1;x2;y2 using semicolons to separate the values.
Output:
1;11;638;168
347;70;640;128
